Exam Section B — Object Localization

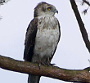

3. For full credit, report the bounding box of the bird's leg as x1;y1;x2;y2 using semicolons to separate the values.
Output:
40;57;51;66
46;57;51;66
47;57;55;66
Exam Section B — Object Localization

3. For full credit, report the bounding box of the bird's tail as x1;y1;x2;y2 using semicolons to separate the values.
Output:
28;74;40;83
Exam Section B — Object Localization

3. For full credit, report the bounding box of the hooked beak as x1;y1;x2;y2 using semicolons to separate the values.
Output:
55;9;58;14
56;10;58;14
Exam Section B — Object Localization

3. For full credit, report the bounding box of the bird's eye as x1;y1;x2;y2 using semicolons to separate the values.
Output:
47;7;52;11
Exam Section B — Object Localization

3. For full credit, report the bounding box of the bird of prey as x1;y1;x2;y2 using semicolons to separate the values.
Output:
24;2;61;83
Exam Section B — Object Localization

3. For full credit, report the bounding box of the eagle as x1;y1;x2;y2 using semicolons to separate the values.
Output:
24;2;61;83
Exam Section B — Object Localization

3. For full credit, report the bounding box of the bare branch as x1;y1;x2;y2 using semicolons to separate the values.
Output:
70;0;90;53
81;0;90;14
0;0;5;5
82;8;89;15
0;55;90;82
83;0;90;6
0;0;10;5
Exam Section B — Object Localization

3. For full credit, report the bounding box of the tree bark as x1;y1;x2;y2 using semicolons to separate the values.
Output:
0;55;90;83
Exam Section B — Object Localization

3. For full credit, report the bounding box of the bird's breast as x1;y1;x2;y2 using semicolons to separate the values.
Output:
34;16;60;58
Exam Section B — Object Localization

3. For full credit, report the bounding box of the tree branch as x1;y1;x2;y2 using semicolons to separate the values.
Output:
70;0;90;53
0;0;10;5
83;0;90;6
0;55;90;83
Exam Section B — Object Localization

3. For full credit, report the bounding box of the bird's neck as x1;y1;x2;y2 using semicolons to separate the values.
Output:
37;14;54;19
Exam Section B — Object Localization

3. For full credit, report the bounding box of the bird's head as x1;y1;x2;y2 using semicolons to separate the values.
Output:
34;2;58;17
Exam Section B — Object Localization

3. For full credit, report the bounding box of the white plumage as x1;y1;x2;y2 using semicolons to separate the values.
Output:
33;15;59;61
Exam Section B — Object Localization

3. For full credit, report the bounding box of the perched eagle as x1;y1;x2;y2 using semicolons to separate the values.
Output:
24;2;61;83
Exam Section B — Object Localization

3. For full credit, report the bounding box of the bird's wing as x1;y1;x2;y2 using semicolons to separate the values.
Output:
50;20;61;61
57;20;61;43
24;18;38;62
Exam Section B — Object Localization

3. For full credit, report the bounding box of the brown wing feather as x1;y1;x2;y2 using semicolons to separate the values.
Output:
24;18;38;61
